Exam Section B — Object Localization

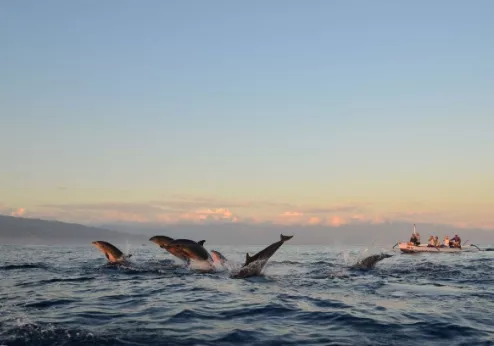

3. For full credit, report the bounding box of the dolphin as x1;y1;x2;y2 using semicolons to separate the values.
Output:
149;235;175;248
92;241;131;264
232;234;294;279
149;236;206;262
171;239;206;247
167;239;213;263
211;250;228;267
149;236;206;248
351;253;392;270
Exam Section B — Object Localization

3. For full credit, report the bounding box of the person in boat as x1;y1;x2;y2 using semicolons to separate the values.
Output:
451;234;461;248
427;235;435;247
410;232;420;246
443;236;450;248
451;234;458;247
434;236;440;247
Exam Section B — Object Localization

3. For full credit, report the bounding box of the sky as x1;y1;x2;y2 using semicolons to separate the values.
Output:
1;0;493;230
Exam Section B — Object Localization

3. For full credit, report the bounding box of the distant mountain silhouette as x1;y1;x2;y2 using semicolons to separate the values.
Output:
0;215;141;245
1;214;492;246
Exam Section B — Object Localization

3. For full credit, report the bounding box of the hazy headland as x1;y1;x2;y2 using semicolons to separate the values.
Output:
1;214;492;247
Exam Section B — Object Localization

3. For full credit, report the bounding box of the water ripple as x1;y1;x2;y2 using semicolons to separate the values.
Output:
0;244;493;345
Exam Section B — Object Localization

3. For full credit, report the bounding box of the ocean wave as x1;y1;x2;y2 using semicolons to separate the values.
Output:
0;263;50;271
1;245;494;345
0;322;97;346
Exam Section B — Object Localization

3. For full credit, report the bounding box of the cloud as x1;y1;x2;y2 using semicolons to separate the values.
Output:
301;204;368;214
36;196;306;225
329;215;344;227
33;199;373;227
10;207;25;217
158;195;297;211
275;211;305;225
37;201;240;224
275;203;370;226
5;196;491;230
280;211;304;217
183;208;237;222
308;217;322;225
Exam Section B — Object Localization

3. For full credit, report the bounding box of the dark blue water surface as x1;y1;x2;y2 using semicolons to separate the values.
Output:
1;243;493;346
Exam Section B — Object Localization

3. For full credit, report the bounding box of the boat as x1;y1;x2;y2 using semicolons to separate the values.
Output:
393;224;480;254
395;242;478;253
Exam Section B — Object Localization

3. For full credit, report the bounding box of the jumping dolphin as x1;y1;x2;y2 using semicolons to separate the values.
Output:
211;250;228;267
149;236;206;262
149;236;206;248
92;241;131;264
149;235;175;248
351;253;393;270
171;239;206;247
232;234;294;279
167;239;213;263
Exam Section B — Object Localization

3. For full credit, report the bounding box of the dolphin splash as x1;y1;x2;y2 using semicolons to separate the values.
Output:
351;253;392;270
211;250;228;268
92;241;131;264
232;234;294;279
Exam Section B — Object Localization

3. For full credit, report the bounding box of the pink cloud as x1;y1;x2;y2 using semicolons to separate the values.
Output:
193;208;236;221
280;211;304;217
196;208;232;218
7;197;491;230
10;207;25;217
328;215;345;227
308;217;322;225
274;211;305;225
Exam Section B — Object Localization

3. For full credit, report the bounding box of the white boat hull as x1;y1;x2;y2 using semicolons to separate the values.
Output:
397;242;477;253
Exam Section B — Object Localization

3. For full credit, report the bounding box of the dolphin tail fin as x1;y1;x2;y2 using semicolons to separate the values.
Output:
280;234;294;242
197;240;206;246
126;254;132;259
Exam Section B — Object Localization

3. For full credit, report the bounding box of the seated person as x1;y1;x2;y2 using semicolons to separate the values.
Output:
409;233;420;246
427;235;435;247
451;234;461;248
434;236;440;247
443;236;450;248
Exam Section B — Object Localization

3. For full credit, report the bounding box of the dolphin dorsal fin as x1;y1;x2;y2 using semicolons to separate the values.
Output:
197;240;206;246
245;253;251;264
